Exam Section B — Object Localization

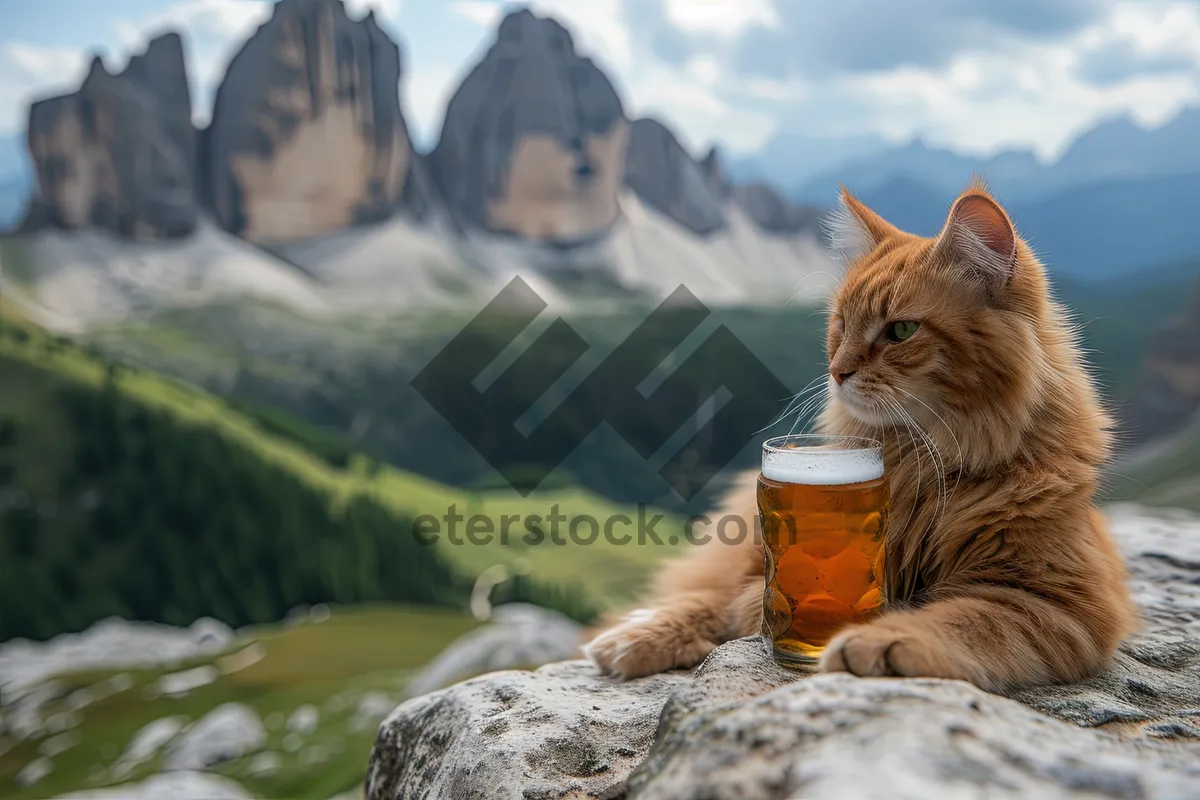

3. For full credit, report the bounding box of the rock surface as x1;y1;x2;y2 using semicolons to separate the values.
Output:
155;665;218;697
114;715;187;778
403;603;583;699
25;34;197;241
623;118;724;235
698;146;730;201
431;8;626;241
0;617;233;694
368;506;1200;799
287;704;320;736
50;771;250;799
366;661;691;799
204;0;431;244
15;755;52;787
162;702;267;771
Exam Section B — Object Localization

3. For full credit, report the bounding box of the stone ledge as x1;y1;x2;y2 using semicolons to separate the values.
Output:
367;507;1200;800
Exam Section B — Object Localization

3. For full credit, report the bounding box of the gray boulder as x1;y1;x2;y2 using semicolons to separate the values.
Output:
0;617;232;695
15;755;52;787
367;505;1200;799
430;8;626;241
367;661;691;799
204;0;432;244
403;603;584;699
25;34;197;241
287;704;320;736
113;715;188;778
50;771;250;799
623;118;725;236
162;703;266;771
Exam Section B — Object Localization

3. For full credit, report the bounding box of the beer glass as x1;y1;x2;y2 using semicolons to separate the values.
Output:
758;434;888;667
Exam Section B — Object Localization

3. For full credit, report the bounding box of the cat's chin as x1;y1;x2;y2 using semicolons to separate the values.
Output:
832;388;889;428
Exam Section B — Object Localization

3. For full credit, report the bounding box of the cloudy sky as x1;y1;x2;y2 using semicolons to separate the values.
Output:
2;0;1200;160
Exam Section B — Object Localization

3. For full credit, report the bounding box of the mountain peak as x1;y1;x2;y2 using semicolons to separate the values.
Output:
625;116;725;235
25;30;196;240
496;6;575;50
430;6;624;240
82;54;108;84
204;0;431;242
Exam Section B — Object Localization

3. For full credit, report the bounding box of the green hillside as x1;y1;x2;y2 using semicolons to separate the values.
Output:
0;302;682;643
0;301;685;800
83;271;1195;519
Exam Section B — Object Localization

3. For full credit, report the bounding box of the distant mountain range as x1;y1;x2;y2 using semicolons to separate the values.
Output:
729;110;1200;282
733;108;1200;204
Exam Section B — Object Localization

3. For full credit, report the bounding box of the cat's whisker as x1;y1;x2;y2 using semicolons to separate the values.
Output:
894;402;950;548
758;376;828;434
773;385;820;425
882;396;922;543
787;387;829;437
785;272;836;306
895;386;965;503
781;375;827;412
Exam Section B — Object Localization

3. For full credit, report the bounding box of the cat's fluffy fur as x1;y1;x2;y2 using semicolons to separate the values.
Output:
583;181;1136;692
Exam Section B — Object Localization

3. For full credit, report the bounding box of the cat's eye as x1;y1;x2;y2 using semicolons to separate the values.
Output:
887;321;920;342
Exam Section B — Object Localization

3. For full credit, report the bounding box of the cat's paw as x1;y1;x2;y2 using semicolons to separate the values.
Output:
582;609;717;680
818;623;939;678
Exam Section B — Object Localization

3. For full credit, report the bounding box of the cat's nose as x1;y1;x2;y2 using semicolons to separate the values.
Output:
832;369;856;385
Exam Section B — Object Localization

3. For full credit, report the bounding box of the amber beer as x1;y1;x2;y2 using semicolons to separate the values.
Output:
758;435;888;666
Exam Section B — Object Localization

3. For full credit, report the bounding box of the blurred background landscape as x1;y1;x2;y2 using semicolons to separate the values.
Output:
1;0;1199;797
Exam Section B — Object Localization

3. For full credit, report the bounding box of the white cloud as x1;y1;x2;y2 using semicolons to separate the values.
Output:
405;63;465;147
741;77;807;102
111;0;269;47
449;0;633;68
625;64;775;154
664;0;779;38
828;0;1200;157
684;55;720;86
528;0;633;69
0;43;89;134
345;0;403;19
5;43;88;82
706;0;1200;158
450;1;503;29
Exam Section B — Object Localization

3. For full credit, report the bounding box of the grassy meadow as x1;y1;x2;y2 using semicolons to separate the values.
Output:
0;606;478;800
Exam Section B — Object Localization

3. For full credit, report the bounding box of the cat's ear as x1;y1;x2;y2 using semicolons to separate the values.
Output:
933;182;1017;293
824;185;901;265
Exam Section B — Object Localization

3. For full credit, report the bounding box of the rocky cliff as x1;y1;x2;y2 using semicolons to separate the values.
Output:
733;182;824;235
25;34;198;241
624;118;724;235
11;3;837;323
698;145;730;201
1127;276;1200;442
204;0;431;244
367;506;1200;799
430;9;626;242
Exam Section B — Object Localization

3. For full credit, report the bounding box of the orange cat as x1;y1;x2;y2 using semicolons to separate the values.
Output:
583;181;1136;692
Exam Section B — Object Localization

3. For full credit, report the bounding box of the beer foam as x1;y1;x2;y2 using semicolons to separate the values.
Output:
762;445;883;486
